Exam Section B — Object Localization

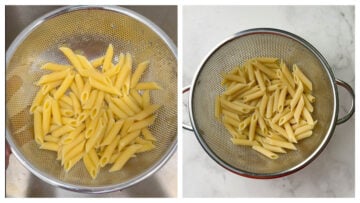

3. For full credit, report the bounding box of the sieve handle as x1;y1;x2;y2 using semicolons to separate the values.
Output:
182;86;194;131
336;79;355;125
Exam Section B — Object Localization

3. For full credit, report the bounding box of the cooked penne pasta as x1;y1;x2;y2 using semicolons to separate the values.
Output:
135;82;162;90
231;138;260;146
252;145;279;159
32;45;162;179
102;44;114;72
131;60;150;88
42;98;52;134
37;68;70;85
293;64;312;91
54;71;75;99
34;107;44;144
109;144;142;172
215;57;315;160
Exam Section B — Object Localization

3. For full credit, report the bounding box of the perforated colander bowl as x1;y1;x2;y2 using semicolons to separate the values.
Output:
6;6;177;192
184;28;354;179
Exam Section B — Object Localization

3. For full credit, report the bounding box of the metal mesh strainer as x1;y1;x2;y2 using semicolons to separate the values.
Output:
186;28;354;178
6;6;177;192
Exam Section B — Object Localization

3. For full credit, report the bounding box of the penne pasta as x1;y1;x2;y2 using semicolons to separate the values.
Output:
34;108;44;144
131;60;150;88
109;144;142;172
31;45;164;179
293;64;312;91
252;145;279;159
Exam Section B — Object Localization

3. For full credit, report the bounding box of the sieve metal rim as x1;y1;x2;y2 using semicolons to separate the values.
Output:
6;5;177;193
188;28;338;179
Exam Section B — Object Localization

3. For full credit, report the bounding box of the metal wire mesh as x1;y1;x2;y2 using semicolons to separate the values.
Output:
191;31;334;176
6;6;177;190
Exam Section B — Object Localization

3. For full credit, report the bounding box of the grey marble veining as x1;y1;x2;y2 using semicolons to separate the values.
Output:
183;5;354;197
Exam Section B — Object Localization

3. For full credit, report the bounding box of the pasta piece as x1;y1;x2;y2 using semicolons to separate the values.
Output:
302;107;314;125
248;113;258;141
252;145;279;159
117;130;141;152
131;105;160;121
252;61;277;79
238;116;251;130
128;116;155;133
42;98;52;134
91;56;105;68
246;62;255;81
293;96;305;123
74;73;84;93
123;95;142;113
89;77;121;96
114;53;131;89
40;142;59;152
266;94;274;119
85;118;105;152
231;138;260;146
259;94;268;117
62;124;85;144
284;123;297;143
41;80;62;95
296;130;313;141
90;91;105;119
280;61;295;89
108;102;128;119
254;69;266;91
100;136;121;167
243;90;265;102
278;111;294;126
277;86;287;113
37;68;70;85
131;60;150;88
51;98;62;125
263;137;296;150
109;144;142;172
142;128;157;141
54;71;75;99
261;143;287;154
34;108;44;144
102;44;114;72
135;82;162;90
290;82;304;110
293;64;312;91
129;89;143;106
101;120;124;146
294;123;315;135
83;153;98;179
30;91;47;113
41;63;72;72
223;83;248;96
52;125;74;138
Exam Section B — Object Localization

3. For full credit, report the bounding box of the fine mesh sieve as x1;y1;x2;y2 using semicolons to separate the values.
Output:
186;28;354;178
6;6;177;192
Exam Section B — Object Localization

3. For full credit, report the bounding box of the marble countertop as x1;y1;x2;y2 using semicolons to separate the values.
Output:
182;6;354;197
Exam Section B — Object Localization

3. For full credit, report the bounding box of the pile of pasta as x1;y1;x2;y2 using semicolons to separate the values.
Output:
215;57;316;160
30;44;161;179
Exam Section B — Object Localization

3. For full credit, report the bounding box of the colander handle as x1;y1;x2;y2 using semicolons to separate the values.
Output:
182;86;194;131
336;79;355;125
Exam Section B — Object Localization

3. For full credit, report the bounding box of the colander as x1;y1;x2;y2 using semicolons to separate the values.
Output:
183;28;354;179
6;6;177;193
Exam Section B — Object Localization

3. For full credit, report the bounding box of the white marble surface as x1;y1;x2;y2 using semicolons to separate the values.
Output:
183;6;354;197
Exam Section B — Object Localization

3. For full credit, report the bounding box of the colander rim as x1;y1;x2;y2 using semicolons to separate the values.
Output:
6;5;177;193
188;27;338;179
